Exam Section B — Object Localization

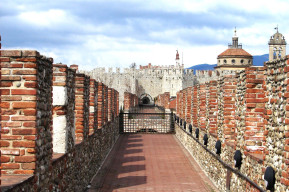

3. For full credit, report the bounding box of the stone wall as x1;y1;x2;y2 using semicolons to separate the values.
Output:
82;66;195;106
172;60;289;191
0;50;120;191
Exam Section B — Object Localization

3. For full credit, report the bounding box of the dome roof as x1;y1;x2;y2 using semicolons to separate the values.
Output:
269;31;286;45
218;48;252;58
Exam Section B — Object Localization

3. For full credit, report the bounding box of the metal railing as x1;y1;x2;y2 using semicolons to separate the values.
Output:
175;117;265;192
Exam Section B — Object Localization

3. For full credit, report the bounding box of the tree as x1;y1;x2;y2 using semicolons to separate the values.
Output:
130;62;136;69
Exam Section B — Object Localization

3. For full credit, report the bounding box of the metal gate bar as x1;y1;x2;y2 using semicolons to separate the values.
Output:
119;112;174;134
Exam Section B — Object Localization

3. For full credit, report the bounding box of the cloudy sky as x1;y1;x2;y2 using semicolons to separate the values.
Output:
1;0;288;70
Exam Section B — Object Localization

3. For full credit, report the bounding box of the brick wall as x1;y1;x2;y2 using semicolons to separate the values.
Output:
192;86;199;128
222;75;237;143
0;50;52;176
243;67;266;153
97;82;104;129
174;63;289;191
75;73;90;141
155;92;170;109
123;92;138;111
208;81;218;136
103;84;108;124
52;64;76;153
108;88;112;122
0;50;120;191
185;87;192;124
199;84;207;132
89;79;97;134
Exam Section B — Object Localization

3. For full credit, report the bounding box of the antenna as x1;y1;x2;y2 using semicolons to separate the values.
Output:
182;52;183;65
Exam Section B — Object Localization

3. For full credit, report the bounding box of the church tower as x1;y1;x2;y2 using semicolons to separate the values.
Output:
268;27;286;61
176;50;180;66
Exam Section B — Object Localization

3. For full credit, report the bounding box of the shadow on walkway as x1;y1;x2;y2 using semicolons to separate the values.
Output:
88;134;147;192
88;134;218;192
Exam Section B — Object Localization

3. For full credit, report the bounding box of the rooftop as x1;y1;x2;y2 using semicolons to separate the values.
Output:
218;48;252;58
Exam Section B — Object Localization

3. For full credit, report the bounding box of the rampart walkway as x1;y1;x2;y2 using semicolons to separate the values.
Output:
89;134;218;192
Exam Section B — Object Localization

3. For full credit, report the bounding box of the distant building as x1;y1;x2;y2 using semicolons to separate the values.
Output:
268;27;286;61
83;50;195;106
215;29;253;70
83;28;287;106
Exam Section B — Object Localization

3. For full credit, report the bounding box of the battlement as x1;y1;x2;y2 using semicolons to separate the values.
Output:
194;69;237;84
0;50;120;191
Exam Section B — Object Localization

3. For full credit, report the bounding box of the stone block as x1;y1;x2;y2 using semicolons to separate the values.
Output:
53;116;67;153
53;86;67;106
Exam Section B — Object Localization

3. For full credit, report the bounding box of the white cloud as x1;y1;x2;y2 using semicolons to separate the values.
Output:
18;9;69;27
3;0;289;71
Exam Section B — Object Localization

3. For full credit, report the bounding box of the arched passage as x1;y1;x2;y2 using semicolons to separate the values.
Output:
142;97;150;104
140;93;153;105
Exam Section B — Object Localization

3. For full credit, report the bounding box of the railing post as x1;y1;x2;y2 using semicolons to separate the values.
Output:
170;111;175;133
119;112;124;133
226;169;232;191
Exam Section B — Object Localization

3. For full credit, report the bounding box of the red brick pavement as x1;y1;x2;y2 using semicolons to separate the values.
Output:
89;134;218;192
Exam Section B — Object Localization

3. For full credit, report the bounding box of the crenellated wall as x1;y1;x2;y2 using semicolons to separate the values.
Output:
82;65;195;106
0;50;120;191
159;58;289;191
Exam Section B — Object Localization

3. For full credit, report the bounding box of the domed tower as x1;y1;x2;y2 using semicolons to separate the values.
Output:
268;27;286;61
215;28;253;71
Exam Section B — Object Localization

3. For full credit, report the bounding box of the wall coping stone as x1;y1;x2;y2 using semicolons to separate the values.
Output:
246;153;264;164
0;175;34;191
52;153;66;163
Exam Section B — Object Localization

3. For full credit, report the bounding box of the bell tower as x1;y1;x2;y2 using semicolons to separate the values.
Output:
269;26;286;61
176;50;180;66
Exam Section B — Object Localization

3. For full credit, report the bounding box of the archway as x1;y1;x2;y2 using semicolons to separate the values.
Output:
140;93;154;105
142;97;150;104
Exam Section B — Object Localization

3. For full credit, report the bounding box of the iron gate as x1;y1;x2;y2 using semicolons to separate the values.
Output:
119;112;175;133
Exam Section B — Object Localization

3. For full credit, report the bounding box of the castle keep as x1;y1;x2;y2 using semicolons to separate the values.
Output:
83;54;195;105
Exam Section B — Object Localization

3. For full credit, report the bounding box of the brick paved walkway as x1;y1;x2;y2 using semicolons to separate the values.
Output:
89;134;218;192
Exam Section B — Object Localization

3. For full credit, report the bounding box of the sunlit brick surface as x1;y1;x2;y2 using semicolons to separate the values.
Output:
90;134;216;192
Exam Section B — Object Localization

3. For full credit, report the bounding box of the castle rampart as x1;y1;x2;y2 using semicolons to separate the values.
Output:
82;64;195;107
0;50;120;191
156;57;289;191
